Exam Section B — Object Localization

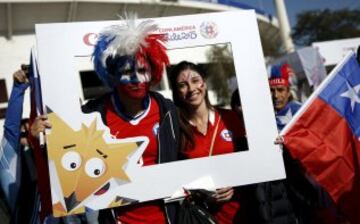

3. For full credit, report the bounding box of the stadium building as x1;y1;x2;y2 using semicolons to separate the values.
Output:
0;0;282;133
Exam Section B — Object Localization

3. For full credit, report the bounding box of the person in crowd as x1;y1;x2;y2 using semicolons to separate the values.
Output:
227;72;307;224
0;68;40;224
31;14;180;224
230;89;242;117
1;68;87;224
258;63;322;224
271;65;346;224
169;61;249;224
1;68;58;224
230;89;248;151
0;192;9;223
269;63;301;130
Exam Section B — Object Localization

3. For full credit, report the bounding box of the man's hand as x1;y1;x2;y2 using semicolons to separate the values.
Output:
30;115;52;138
13;68;29;84
274;135;285;145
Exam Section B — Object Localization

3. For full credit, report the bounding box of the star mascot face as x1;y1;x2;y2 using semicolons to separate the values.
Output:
46;112;143;215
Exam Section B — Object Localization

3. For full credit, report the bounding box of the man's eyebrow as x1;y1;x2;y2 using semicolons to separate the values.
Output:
63;144;76;149
96;149;108;159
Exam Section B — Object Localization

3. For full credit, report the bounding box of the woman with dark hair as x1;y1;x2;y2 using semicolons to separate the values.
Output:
170;61;249;224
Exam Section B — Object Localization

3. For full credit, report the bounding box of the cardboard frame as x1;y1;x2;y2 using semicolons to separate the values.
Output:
35;11;285;216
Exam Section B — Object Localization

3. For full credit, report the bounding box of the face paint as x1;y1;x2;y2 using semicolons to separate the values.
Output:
110;54;152;99
117;82;149;99
176;70;204;92
176;69;206;107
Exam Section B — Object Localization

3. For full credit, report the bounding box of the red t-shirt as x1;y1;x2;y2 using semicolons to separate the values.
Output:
182;108;245;158
105;96;166;224
182;109;246;224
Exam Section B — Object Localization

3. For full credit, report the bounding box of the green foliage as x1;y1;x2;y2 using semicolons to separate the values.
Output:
205;44;235;106
260;34;283;57
292;8;360;46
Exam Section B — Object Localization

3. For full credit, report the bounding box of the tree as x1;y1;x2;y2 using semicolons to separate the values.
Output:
205;44;235;106
292;9;360;46
260;34;283;57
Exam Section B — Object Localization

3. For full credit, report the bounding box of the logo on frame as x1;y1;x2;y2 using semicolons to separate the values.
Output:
199;21;218;39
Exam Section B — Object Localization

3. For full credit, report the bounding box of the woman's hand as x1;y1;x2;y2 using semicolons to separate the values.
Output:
30;115;52;138
212;187;234;202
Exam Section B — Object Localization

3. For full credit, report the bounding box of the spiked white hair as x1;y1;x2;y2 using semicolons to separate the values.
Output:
93;13;169;86
100;14;157;66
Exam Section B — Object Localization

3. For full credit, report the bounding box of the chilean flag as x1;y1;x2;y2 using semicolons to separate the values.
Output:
28;49;53;221
281;52;360;223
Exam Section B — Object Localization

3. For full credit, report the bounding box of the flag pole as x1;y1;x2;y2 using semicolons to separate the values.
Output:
31;47;45;147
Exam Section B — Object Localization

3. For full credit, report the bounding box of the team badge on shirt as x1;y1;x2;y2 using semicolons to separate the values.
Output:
152;122;160;136
220;129;233;142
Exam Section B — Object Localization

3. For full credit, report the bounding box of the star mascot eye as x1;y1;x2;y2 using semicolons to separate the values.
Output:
61;151;82;171
85;158;106;178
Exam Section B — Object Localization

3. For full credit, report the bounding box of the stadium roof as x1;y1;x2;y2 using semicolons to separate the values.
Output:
0;0;282;56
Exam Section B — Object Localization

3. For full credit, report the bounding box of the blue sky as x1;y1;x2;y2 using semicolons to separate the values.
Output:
240;0;360;29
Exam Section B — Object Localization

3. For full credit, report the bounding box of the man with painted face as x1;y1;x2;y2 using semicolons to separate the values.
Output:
269;63;301;130
253;64;320;224
82;15;180;224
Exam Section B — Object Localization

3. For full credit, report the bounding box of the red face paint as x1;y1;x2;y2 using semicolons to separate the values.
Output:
117;82;150;99
116;52;152;99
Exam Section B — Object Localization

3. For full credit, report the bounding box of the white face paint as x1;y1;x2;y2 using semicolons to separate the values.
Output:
118;56;151;85
134;59;151;83
116;55;152;99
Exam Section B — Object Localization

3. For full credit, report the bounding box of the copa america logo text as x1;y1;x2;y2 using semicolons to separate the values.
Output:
200;21;218;39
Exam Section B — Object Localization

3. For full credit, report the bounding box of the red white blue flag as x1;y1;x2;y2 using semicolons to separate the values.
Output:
28;50;53;221
282;52;360;223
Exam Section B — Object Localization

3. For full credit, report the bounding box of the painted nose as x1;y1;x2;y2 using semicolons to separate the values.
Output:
129;72;140;84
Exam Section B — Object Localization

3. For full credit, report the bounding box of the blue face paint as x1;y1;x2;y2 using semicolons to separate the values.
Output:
109;56;136;85
106;55;151;86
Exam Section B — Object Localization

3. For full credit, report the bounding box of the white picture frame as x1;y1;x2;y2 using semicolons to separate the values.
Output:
35;10;285;216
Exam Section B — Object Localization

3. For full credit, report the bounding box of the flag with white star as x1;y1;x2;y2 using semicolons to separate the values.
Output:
319;56;360;137
282;52;360;223
276;101;301;130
